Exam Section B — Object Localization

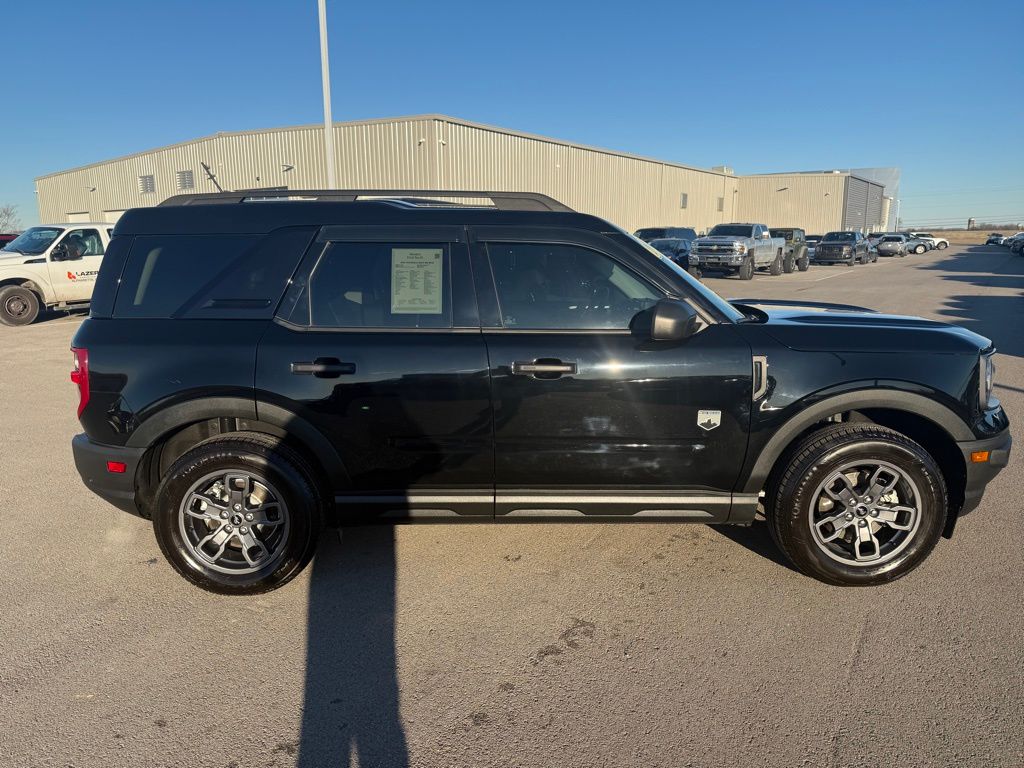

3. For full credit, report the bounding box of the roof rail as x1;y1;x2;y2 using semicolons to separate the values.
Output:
158;189;574;212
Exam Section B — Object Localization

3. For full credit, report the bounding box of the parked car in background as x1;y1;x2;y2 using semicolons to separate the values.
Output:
689;223;786;279
770;227;810;272
812;231;872;265
805;235;822;259
0;234;18;248
985;233;1005;245
648;237;692;265
901;234;930;254
876;235;909;257
1002;233;1024;249
0;224;114;325
634;226;698;243
908;232;949;250
1010;236;1024;254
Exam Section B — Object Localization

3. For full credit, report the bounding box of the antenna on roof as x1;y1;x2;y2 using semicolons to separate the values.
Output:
200;162;225;193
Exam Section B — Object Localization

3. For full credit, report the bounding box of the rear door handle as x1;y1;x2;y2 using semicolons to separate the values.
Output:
290;357;356;378
512;359;577;378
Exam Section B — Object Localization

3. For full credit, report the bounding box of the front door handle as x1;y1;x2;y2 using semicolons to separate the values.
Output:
512;359;577;379
290;357;356;378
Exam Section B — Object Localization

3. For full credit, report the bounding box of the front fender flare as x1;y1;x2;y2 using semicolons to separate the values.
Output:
742;389;973;494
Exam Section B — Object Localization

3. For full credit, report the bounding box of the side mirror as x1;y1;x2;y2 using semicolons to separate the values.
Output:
651;298;699;342
51;243;69;261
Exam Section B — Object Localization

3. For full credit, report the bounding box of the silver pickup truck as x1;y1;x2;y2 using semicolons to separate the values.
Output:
688;223;786;280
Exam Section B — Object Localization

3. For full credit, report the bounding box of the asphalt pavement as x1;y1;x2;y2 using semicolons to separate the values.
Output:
1;244;1021;768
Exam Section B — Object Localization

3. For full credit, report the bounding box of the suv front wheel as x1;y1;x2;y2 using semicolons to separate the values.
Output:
766;424;946;586
152;433;325;594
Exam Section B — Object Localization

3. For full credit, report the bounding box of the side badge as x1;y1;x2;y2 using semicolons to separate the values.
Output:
697;410;721;431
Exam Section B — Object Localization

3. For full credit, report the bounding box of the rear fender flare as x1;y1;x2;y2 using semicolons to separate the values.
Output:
126;396;350;489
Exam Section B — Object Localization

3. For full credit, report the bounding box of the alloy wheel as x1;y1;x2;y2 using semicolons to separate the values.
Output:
808;460;922;566
178;470;290;575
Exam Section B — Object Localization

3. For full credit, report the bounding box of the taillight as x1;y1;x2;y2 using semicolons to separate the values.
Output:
70;347;90;418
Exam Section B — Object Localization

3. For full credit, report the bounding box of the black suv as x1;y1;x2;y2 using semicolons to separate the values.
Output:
814;231;873;265
71;190;1011;594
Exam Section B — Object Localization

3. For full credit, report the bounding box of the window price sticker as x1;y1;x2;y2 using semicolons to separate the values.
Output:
391;248;443;314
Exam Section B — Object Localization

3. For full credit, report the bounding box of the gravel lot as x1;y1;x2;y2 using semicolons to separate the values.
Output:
1;244;1021;768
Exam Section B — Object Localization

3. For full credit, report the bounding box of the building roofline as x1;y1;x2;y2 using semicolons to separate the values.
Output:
35;113;737;182
741;170;884;186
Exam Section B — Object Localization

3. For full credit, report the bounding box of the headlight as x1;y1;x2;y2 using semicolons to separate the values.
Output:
842;245;852;254
980;352;997;409
735;243;747;253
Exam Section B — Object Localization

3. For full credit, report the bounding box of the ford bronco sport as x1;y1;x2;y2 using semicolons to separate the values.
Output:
70;190;1011;594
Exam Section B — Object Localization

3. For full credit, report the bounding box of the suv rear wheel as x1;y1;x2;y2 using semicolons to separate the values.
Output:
0;285;40;326
766;424;946;586
782;252;796;273
152;433;325;594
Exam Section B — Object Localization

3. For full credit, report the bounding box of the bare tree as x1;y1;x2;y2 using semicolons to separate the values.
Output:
0;204;21;233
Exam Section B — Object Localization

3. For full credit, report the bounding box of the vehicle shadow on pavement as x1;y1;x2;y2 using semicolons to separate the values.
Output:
297;526;409;768
710;520;799;573
916;247;1024;360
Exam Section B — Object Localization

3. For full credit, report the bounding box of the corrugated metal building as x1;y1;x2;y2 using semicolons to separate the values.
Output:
34;115;887;234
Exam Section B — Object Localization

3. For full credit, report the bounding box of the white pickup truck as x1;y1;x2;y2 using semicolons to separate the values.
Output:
0;224;113;326
688;223;786;280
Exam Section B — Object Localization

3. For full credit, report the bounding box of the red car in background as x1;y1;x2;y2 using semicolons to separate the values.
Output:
0;234;19;248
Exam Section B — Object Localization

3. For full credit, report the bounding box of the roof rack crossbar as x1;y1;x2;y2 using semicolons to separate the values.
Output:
158;189;574;212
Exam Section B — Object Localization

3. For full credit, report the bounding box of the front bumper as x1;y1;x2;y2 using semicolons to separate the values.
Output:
957;429;1012;516
72;433;146;517
690;252;745;267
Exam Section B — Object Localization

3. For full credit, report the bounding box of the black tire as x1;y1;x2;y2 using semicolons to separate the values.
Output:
797;255;810;271
0;285;40;327
769;251;783;276
152;432;326;594
937;242;948;250
737;256;755;280
766;424;946;587
782;251;796;273
915;244;926;254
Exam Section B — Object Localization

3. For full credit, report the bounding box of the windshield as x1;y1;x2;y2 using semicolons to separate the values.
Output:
707;224;754;237
1;227;64;254
634;228;666;241
882;236;903;242
773;229;794;240
650;238;688;251
615;230;746;323
823;231;855;242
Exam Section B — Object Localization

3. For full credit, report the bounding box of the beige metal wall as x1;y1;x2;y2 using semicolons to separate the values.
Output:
35;117;739;233
735;173;847;235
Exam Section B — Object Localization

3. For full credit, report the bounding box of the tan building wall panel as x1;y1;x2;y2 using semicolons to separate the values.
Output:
736;174;847;235
35;117;855;237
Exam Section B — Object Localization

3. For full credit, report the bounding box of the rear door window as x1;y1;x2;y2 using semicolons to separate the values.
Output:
293;242;453;329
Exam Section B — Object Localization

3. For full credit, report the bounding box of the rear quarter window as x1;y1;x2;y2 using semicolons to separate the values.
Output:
113;227;316;319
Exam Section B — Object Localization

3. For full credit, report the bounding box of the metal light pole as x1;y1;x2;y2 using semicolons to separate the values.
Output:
318;0;337;188
894;198;901;231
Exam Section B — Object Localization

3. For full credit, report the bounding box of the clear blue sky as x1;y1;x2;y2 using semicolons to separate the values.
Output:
1;0;1021;228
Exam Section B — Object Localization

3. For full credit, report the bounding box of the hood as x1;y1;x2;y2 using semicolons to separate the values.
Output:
0;250;42;265
695;235;748;244
731;298;991;354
